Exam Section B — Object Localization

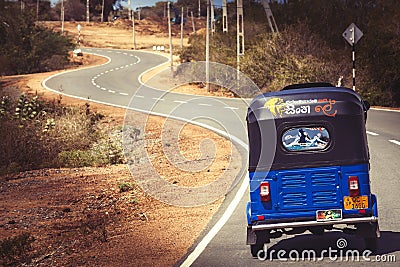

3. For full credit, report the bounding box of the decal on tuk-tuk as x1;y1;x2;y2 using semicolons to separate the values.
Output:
264;97;338;117
282;127;330;151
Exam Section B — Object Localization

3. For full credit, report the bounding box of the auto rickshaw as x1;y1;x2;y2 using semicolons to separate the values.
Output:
246;83;380;257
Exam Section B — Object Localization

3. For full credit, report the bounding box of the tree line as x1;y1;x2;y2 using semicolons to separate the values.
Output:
178;0;400;107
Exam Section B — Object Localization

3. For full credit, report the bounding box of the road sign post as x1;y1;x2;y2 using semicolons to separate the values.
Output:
342;23;363;91
77;24;81;47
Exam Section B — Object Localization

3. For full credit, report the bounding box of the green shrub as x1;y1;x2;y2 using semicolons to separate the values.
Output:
117;181;135;193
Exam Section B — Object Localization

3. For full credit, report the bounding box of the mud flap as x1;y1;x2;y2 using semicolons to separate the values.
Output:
246;227;257;245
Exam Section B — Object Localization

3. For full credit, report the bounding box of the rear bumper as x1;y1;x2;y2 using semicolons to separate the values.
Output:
251;216;378;231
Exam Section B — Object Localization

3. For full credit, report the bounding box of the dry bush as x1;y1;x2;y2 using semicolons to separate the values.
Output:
241;23;350;92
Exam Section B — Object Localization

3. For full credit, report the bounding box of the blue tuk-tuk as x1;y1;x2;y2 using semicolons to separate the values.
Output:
246;83;380;257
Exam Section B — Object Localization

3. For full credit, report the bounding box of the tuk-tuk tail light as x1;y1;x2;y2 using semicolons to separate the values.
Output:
260;182;271;202
348;176;360;196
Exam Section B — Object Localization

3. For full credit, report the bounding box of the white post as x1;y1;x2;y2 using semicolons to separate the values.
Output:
132;10;136;50
180;7;184;49
210;0;215;34
128;0;131;20
198;0;201;18
206;0;210;91
191;11;195;33
86;0;89;23
168;1;173;69
101;0;104;22
222;0;228;32
237;0;244;71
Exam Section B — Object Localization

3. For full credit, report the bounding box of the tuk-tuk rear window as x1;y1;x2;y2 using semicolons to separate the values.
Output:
282;127;330;152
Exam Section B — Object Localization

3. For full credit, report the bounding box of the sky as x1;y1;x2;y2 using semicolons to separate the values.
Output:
129;1;232;10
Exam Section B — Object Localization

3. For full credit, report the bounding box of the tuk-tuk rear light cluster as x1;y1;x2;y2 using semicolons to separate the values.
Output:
348;176;360;196
260;182;271;202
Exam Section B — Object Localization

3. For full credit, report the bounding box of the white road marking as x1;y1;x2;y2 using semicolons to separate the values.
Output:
152;97;165;101
101;88;107;91
180;173;249;267
389;140;400;146
371;107;400;113
119;92;129;96
224;106;239;110
367;131;379;136
198;103;212;107
105;70;109;73
135;95;145;98
96;85;101;88
125;65;130;68
108;90;116;93
174;100;187;104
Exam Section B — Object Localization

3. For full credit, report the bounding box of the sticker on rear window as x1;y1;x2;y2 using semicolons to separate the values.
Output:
282;127;330;152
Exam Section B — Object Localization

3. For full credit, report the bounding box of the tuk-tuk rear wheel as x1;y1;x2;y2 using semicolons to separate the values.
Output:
250;230;269;257
364;237;378;252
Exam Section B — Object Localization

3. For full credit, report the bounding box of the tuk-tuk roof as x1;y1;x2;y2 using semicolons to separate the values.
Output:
246;84;369;172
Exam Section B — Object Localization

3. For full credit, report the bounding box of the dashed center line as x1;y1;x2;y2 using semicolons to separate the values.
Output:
224;106;239;110
135;95;145;98
389;140;400;146
152;97;165;101
367;131;379;136
174;100;188;104
198;103;212;107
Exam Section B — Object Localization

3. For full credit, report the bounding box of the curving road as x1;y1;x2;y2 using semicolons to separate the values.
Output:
43;48;400;266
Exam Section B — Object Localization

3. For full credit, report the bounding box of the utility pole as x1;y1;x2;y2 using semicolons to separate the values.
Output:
132;10;136;50
180;7;184;49
36;0;39;21
210;0;215;34
101;0;104;22
222;0;228;32
198;0;201;19
262;0;279;33
206;0;210;91
191;11;195;33
61;0;64;34
128;0;131;20
86;0;90;23
168;1;173;69
236;0;244;71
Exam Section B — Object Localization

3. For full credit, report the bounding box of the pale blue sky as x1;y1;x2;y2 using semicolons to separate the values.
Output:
128;1;231;10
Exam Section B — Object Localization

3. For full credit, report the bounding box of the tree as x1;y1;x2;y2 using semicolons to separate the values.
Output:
0;0;73;75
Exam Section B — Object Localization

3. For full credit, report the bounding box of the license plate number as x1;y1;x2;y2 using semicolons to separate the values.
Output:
344;196;368;210
316;209;342;221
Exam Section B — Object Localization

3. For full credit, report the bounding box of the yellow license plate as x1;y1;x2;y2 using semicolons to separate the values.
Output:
344;196;368;210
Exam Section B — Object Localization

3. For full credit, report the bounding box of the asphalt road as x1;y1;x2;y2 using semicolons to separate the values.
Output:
43;48;400;266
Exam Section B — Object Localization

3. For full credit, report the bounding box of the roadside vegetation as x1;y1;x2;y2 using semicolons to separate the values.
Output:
179;0;400;107
0;0;74;75
0;92;125;175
